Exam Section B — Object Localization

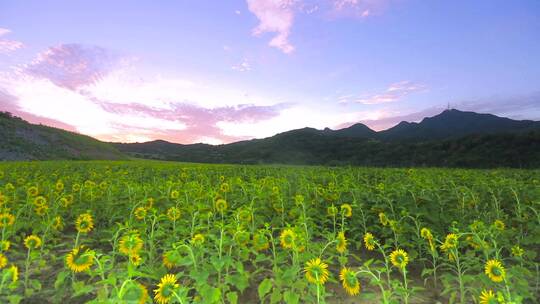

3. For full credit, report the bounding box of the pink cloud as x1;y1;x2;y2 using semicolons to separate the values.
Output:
25;44;120;90
247;0;297;53
0;90;78;132
349;81;427;105
97;101;289;143
0;28;24;53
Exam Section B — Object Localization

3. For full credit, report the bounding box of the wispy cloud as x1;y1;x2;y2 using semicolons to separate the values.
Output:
232;59;252;72
0;28;24;53
24;44;124;90
341;81;427;105
247;0;297;54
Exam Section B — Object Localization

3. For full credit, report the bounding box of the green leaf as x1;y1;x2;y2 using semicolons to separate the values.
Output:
283;290;300;304
258;278;273;300
54;270;70;289
270;288;282;304
226;291;238;304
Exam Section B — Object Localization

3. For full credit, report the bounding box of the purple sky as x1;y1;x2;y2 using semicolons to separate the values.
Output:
1;0;539;144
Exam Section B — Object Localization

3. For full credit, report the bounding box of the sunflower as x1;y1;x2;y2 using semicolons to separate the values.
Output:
234;230;250;246
154;274;180;304
33;196;47;207
191;233;205;246
304;258;330;285
339;267;361;296
420;227;435;251
237;209;252;224
122;281;149;304
484;259;505;283
363;232;376;251
336;231;347;253
493;220;505;231
5;183;15;191
27;186;39;197
55;181;64;192
52;216;64;230
35;204;49;216
166;207;181;221
340;204;352;217
479;289;497;304
134;207;147;220
215;198;228;213
24;235;42;250
75;213;94;233
0;240;10;251
170;190;180;199
280;228;296;249
5;264;18;283
0;213;15;227
511;245;524;257
65;246;95;272
252;232;270;251
327;205;338;217
146;197;155;209
0;253;7;268
163;250;182;269
390;249;409;269
441;233;458;252
294;194;304;205
220;183;230;193
379;212;388;226
119;233;144;256
129;254;142;266
72;183;81;192
59;197;70;208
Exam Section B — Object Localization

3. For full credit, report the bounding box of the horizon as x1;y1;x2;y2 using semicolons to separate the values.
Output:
1;1;540;144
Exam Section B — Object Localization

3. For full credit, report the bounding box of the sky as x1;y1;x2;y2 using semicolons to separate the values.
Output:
1;0;539;144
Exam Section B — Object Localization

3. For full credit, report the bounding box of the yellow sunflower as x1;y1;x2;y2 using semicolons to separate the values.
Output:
0;253;7;268
237;209;252;223
119;233;144;256
441;233;458;252
280;228;296;249
146;197;155;209
363;232;376;251
122;281;149;304
166;207;181;221
191;233;205;246
33;196;47;207
170;190;180;199
134;207;147;220
55;181;64;192
75;213;94;233
24;235;42;250
234;230;250;246
484;259;505;283
154;274;180;304
379;212;388;226
339;267;361;296
65;246;95;273
215;198;228;213
390;249;409;269
420;227;435;251
304;258;330;285
336;231;347;254
340;204;352;217
0;213;15;227
511;245;524;257
163;250;182;269
52;216;64;230
5;264;18;283
327;205;338;217
27;186;38;197
0;240;10;251
129;254;142;266
35;204;49;216
479;289;497;304
493;220;505;231
252;232;270;251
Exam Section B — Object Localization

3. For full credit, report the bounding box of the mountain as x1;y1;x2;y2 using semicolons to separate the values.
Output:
378;109;540;141
2;109;540;167
0;112;126;160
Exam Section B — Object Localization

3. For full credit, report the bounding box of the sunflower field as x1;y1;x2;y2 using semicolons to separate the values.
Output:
0;161;538;303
